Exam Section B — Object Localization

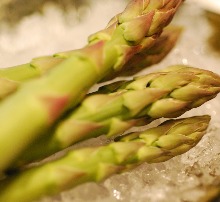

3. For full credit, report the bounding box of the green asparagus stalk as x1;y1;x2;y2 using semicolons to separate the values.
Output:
16;65;220;166
0;78;19;99
0;25;182;99
102;25;182;81
0;57;63;99
0;56;63;81
0;57;63;96
0;115;210;202
0;0;183;172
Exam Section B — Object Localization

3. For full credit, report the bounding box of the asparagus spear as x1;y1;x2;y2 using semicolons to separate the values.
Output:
0;78;19;99
0;57;63;99
16;65;220;165
0;57;63;82
0;0;183;172
0;26;182;99
102;25;182;81
0;115;210;202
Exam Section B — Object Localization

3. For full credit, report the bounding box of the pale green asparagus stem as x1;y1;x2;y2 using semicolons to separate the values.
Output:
0;115;210;202
0;57;63;99
0;56;63;81
16;65;220;166
0;0;183;172
0;25;182;99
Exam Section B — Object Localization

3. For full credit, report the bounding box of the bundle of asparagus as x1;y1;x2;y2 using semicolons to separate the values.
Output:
0;115;211;202
0;0;183;173
14;65;220;166
4;65;220;201
0;0;220;202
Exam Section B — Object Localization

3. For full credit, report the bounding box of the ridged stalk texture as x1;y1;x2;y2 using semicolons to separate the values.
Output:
0;115;210;202
0;0;183;172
